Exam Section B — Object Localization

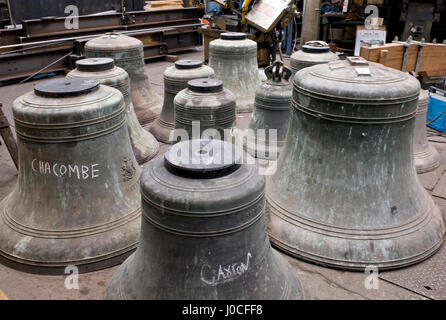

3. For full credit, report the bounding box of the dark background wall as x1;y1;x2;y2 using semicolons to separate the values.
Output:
8;0;144;23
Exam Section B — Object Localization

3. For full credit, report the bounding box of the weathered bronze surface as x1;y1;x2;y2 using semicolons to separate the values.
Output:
267;57;445;270
0;78;141;274
245;61;292;160
67;58;159;164
106;139;304;299
414;90;440;173
290;41;338;76
150;60;214;144
209;33;260;113
174;79;236;142
85;33;162;125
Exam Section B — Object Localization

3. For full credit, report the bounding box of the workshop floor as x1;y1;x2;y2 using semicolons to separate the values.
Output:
0;48;444;300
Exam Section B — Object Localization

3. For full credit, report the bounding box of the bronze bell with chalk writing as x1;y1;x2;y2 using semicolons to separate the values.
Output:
67;58;159;164
267;57;445;270
85;33;162;126
0;78;141;274
106;139;304;299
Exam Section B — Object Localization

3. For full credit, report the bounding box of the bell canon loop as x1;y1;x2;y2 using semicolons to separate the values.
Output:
0;77;142;274
209;32;260;113
414;89;440;173
85;32;162;126
174;78;236;143
290;41;339;76
106;139;304;299
244;61;293;160
67;58;159;164
150;60;215;144
267;57;445;270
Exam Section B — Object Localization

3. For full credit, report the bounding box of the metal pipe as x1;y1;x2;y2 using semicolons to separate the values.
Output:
18;51;73;84
0;23;205;51
6;0;14;26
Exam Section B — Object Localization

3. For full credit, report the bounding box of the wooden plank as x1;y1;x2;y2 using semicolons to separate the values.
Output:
0;103;18;170
360;42;446;76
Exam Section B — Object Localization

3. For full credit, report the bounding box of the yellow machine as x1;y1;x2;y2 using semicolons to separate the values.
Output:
201;0;297;67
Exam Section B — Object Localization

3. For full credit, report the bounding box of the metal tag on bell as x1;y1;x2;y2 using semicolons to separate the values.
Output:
267;58;445;270
244;61;292;160
85;32;162;126
106;139;304;299
150;60;215;144
414;90;440;173
173;79;236;143
209;33;260;113
290;41;339;76
67;58;159;164
0;78;141;274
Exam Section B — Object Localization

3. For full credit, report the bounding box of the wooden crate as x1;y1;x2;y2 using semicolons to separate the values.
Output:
145;0;184;11
360;42;446;77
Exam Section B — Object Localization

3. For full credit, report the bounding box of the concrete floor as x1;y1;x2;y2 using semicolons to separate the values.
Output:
0;48;441;300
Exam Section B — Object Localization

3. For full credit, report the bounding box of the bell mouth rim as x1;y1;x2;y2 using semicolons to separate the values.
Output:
164;139;242;178
220;32;247;40
175;60;203;70
34;77;100;98
76;58;115;72
188;78;223;93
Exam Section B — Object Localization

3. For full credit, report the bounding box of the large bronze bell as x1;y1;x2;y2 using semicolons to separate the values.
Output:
414;90;440;173
245;61;292;160
209;33;260;113
150;60;215;144
0;78;141;274
85;33;162;126
290;41;338;77
267;57;445;270
106;139;304;299
67;58;159;164
174;79;236;142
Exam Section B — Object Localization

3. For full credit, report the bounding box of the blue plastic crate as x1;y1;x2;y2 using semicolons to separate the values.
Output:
427;89;446;133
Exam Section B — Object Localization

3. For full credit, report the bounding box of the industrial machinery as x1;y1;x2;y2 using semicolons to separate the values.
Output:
201;0;298;67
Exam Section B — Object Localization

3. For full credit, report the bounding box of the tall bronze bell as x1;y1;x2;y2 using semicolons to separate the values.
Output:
0;78;141;274
267;57;445;270
414;90;440;173
174;79;236;142
245;61;292;160
290;41;338;76
106;139;304;299
209;33;260;113
67;58;159;163
150;60;215;144
85;32;162;126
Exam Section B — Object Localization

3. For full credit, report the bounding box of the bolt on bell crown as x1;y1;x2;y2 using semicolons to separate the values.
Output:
290;40;339;76
106;139;304;299
149;60;215;144
267;57;445;270
209;32;260;113
173;78;236;143
413;89;440;173
0;77;141;274
85;32;162;126
67;58;159;164
244;61;293;160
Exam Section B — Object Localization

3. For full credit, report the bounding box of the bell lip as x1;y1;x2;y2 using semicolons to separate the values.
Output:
76;58;115;72
175;60;203;70
188;78;223;93
164;139;242;178
34;77;100;98
220;32;247;40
